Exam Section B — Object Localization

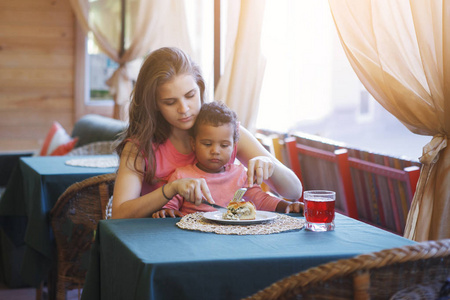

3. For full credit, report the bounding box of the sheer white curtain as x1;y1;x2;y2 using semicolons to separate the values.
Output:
215;0;267;132
70;0;193;120
329;0;450;241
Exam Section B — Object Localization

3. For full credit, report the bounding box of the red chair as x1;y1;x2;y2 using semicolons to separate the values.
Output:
285;136;421;235
285;137;358;219
345;151;420;234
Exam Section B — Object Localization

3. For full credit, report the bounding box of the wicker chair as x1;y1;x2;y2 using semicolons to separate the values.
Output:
244;239;450;300
49;173;116;300
66;141;115;156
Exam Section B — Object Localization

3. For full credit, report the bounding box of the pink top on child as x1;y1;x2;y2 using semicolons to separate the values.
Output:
140;138;237;196
163;163;280;215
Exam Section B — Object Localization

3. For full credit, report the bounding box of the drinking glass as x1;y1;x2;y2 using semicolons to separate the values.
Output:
303;190;336;232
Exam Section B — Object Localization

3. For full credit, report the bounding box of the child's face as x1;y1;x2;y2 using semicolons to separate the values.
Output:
192;123;235;173
156;74;201;132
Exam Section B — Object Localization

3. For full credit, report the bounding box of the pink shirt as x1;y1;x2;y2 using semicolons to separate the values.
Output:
141;138;238;196
163;163;280;215
141;139;196;195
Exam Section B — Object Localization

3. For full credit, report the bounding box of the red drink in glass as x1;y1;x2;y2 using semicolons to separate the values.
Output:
304;198;335;223
303;190;336;231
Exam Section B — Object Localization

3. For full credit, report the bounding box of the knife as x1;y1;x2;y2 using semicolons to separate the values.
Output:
202;199;227;212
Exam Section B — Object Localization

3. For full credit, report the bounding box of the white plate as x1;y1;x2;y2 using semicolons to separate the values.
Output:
203;211;278;225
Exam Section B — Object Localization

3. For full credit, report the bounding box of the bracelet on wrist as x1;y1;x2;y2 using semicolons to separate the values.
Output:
161;184;172;201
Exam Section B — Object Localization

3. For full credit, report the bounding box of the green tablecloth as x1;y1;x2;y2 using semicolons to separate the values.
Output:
81;214;415;300
0;155;117;288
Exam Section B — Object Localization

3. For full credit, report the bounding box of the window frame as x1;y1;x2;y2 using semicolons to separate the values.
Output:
74;21;114;121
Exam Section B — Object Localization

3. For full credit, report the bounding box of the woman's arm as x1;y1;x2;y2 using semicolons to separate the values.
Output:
111;142;215;219
237;126;302;200
111;142;170;219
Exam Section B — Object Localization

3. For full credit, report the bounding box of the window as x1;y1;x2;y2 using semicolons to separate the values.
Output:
255;0;429;160
87;32;118;103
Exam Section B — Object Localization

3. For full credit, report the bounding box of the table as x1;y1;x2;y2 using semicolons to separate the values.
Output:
81;214;416;300
0;155;117;288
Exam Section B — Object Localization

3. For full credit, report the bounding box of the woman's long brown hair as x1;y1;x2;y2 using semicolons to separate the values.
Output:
116;47;206;184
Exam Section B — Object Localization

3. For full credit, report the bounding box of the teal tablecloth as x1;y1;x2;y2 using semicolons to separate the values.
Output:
0;155;117;288
81;214;415;300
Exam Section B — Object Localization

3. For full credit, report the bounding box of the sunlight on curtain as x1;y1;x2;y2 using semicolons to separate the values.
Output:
256;0;334;132
329;0;450;241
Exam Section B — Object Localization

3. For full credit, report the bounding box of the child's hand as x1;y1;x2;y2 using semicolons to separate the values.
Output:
285;202;304;215
152;209;184;218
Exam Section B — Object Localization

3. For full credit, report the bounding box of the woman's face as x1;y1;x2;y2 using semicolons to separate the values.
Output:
156;74;201;131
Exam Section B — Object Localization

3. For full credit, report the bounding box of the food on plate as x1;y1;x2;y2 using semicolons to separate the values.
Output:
222;200;256;220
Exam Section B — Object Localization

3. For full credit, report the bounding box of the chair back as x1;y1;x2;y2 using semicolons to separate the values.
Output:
285;136;357;218
285;135;421;234
245;239;450;300
50;173;116;299
345;147;420;235
66;141;115;156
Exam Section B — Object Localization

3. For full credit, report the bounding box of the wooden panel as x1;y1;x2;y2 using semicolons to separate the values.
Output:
0;0;72;11
0;10;74;26
0;53;73;68
0;140;41;153
0;111;74;152
0;37;73;54
0;111;73;128
0;25;73;39
0;89;72;110
0;69;73;88
0;0;76;152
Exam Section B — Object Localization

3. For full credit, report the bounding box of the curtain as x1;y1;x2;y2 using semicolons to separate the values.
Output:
215;0;267;132
328;0;449;241
70;0;192;120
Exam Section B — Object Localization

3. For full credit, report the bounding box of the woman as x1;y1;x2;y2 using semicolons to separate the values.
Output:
111;47;302;219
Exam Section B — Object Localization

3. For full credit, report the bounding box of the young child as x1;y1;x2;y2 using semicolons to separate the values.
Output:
152;101;302;218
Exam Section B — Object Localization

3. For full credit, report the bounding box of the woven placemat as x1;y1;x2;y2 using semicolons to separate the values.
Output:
176;212;305;235
65;157;119;168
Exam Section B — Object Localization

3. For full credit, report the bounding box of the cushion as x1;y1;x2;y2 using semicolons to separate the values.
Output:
71;114;126;147
40;122;78;156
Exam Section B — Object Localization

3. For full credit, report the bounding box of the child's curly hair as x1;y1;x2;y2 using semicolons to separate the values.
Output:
190;101;239;143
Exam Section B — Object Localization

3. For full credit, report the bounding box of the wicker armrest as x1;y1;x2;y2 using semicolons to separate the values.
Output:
245;239;450;300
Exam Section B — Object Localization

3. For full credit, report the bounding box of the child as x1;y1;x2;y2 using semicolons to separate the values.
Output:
152;101;302;218
112;47;302;219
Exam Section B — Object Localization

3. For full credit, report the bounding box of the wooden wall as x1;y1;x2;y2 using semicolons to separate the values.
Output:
0;0;75;152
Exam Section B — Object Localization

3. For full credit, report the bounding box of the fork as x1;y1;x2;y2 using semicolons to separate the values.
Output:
232;188;247;202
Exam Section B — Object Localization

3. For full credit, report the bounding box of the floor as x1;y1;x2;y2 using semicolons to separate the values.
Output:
0;281;81;300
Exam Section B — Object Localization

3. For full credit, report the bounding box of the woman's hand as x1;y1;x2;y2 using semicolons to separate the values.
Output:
166;178;214;206
247;156;275;187
152;209;184;218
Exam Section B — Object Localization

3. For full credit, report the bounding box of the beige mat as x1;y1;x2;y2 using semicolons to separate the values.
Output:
177;212;304;235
